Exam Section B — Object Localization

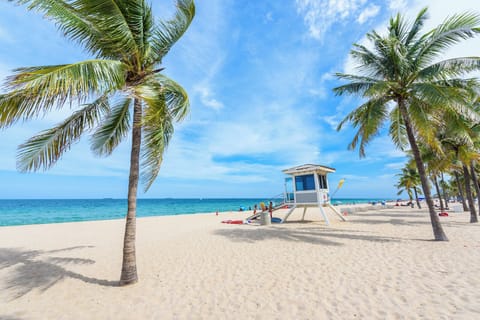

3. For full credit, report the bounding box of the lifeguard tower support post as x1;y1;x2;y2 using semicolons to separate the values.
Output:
282;164;346;225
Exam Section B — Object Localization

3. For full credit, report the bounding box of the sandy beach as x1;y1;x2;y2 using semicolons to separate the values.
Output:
1;205;479;319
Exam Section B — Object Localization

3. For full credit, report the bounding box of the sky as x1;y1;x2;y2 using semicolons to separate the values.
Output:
0;0;479;199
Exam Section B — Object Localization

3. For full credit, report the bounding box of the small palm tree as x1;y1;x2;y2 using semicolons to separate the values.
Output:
334;8;480;240
396;164;422;208
0;0;195;285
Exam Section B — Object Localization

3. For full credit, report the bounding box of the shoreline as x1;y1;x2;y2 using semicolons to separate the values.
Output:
0;200;397;228
2;206;479;319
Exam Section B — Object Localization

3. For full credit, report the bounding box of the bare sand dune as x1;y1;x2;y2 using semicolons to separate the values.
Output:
1;206;479;319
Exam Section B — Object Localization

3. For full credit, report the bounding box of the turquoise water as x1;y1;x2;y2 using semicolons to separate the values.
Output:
0;198;384;227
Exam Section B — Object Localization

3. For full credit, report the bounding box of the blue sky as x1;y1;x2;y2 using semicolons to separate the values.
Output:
1;0;479;199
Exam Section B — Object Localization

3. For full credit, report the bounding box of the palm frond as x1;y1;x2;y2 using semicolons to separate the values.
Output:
91;97;131;156
136;74;189;190
150;0;195;63
136;74;190;121
389;107;409;150
0;60;126;128
72;0;142;59
350;44;388;78
337;97;389;157
333;73;381;96
405;7;429;45
140;104;174;191
415;11;480;67
6;60;126;92
417;57;480;80
407;97;441;152
412;82;469;106
16;95;110;172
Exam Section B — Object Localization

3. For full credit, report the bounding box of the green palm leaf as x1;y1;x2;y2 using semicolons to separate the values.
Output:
336;97;389;157
415;12;480;67
417;57;480;80
389;107;409;150
16;95;110;172
137;75;189;190
150;0;195;64
141;105;174;191
137;74;190;121
91;97;132;156
0;60;126;128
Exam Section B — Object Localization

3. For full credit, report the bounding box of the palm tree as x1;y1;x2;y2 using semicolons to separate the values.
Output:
435;95;480;222
0;0;195;285
334;8;480;241
396;164;422;208
395;170;414;206
470;161;480;213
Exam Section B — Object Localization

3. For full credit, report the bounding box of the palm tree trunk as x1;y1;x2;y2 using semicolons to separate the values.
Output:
455;171;469;211
120;99;142;285
440;173;449;210
462;164;478;223
433;175;445;212
469;161;480;214
398;99;448;240
407;189;413;207
413;188;421;209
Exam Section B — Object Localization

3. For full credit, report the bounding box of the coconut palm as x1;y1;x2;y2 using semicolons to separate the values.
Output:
470;161;480;212
396;164;422;208
433;91;480;221
334;8;480;240
417;143;451;212
0;0;195;285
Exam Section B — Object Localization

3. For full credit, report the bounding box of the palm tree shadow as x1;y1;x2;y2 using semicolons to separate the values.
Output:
0;246;118;300
0;315;24;320
214;224;401;245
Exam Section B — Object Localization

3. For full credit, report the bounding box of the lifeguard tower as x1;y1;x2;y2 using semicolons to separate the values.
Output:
282;164;346;225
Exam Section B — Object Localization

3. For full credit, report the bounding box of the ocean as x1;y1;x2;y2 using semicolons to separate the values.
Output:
0;198;385;227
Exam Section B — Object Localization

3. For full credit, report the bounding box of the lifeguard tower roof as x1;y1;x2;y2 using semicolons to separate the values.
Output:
282;164;335;175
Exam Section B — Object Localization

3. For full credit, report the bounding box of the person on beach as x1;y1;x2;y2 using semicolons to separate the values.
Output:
268;201;273;218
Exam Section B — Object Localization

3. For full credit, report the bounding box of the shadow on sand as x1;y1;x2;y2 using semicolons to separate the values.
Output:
0;246;118;300
0;315;24;320
214;223;402;246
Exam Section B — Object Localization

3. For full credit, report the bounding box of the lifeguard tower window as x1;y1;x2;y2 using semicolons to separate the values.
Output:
318;174;327;189
295;174;315;191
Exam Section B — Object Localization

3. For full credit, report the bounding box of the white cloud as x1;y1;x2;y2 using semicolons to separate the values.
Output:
357;5;380;24
295;0;370;40
322;115;341;130
389;0;407;11
385;161;406;170
193;83;224;110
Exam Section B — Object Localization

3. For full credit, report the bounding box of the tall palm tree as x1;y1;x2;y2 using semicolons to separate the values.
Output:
417;143;451;212
435;96;480;221
470;161;480;212
0;0;195;285
334;8;480;241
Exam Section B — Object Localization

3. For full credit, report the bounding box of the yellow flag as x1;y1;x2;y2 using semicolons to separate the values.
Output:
337;179;345;189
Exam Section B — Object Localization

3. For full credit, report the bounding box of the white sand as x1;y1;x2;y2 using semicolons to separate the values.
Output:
1;205;479;319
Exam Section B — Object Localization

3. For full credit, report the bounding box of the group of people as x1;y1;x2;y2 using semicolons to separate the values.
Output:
250;201;274;218
239;201;274;217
